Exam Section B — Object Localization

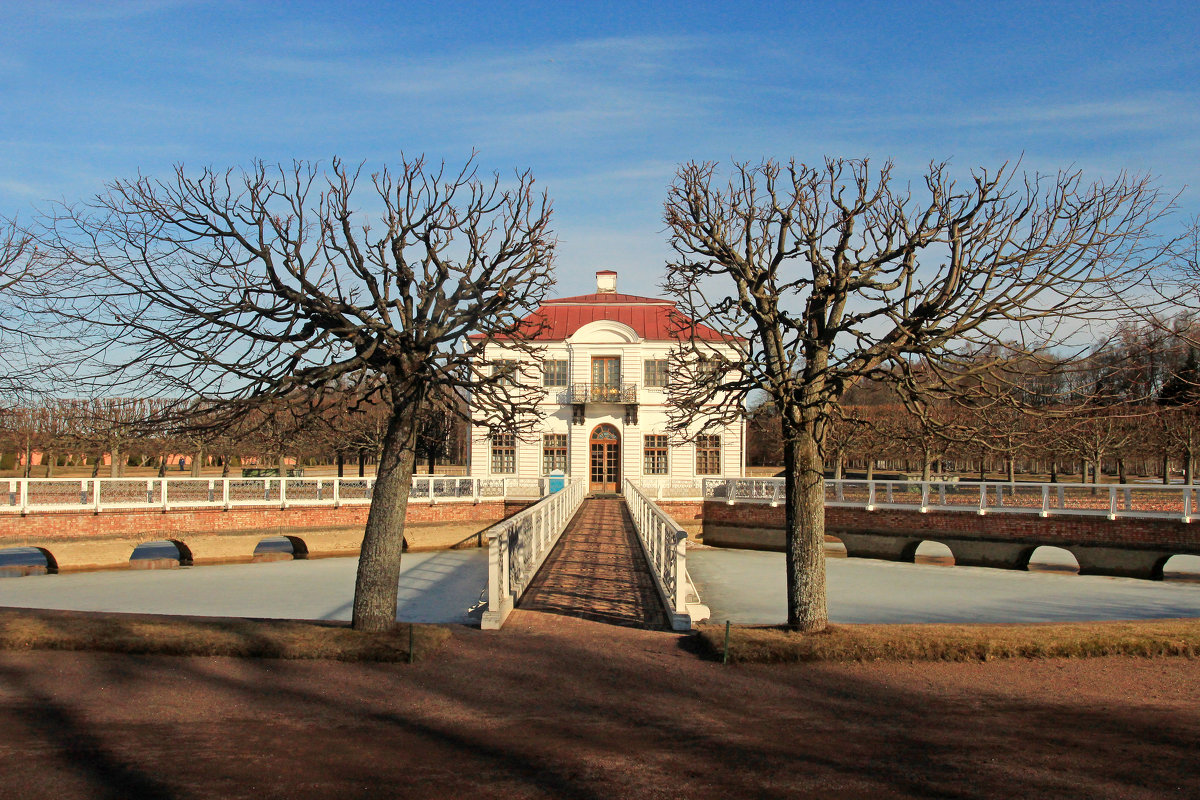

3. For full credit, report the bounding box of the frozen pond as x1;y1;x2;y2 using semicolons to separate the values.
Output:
0;550;488;625
0;547;1198;627
688;548;1200;624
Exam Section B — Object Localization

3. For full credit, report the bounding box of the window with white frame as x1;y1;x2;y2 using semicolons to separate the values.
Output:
491;432;516;473
543;433;568;474
543;359;569;387
643;434;668;475
695;434;721;475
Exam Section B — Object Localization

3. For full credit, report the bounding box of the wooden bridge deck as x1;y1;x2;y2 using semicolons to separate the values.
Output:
518;497;668;629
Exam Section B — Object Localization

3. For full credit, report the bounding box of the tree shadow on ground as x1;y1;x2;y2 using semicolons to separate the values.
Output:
0;616;1195;799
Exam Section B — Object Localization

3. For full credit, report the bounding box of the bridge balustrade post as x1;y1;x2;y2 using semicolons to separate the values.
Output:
867;482;876;510
1041;485;1050;517
223;479;231;510
280;478;288;509
1108;487;1118;519
19;480;28;514
93;479;102;512
920;482;930;512
1184;488;1193;522
207;480;215;503
887;482;894;504
978;483;986;514
162;479;170;512
673;531;688;615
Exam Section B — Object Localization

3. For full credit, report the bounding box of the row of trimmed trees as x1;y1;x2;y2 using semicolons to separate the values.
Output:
0;393;469;478
750;318;1200;484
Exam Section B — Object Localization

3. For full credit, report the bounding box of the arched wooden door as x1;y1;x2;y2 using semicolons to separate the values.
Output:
589;424;620;493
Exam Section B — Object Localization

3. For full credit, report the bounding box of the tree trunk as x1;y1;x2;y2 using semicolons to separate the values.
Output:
865;460;874;481
834;451;843;481
190;449;203;477
1162;453;1171;485
45;450;55;478
110;446;122;478
336;451;345;478
157;453;167;478
358;449;366;478
781;415;828;632
1050;461;1058;483
1117;458;1127;485
221;455;230;478
352;401;422;632
1006;457;1015;484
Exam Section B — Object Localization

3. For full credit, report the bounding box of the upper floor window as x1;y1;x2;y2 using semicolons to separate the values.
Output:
696;434;721;475
491;359;520;385
644;359;669;388
543;360;569;387
491;432;516;474
697;356;722;378
543;433;568;474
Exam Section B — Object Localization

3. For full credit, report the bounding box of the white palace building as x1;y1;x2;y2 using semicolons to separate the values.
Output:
468;271;746;493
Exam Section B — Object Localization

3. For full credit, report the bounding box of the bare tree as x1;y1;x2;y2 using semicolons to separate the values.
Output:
41;156;554;631
663;158;1168;631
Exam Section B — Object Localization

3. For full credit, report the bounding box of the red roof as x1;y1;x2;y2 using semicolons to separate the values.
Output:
469;292;738;342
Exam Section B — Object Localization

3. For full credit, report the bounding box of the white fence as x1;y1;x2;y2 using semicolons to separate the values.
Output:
702;478;1197;522
481;479;587;630
0;475;558;514
622;479;709;630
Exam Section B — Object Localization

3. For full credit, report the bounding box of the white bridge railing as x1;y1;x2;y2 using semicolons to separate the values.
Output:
0;475;554;514
480;478;587;630
623;479;709;630
702;478;1197;522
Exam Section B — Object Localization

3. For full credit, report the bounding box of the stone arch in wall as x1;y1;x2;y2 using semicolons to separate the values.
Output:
902;540;956;566
129;539;194;567
1018;545;1079;575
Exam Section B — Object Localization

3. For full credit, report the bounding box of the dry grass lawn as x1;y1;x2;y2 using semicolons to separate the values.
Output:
0;607;450;662
698;618;1200;664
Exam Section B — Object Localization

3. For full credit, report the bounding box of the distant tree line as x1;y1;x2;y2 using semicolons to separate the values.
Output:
747;315;1200;485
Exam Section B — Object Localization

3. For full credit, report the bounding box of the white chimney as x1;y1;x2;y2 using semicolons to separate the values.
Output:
596;270;617;294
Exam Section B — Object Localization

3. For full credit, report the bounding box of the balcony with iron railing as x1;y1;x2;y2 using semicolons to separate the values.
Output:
567;382;638;404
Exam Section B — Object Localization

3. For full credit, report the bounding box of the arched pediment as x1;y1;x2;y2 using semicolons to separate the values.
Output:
568;319;640;344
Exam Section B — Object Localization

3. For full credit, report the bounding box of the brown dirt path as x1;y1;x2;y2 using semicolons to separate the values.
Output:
0;611;1197;799
519;497;668;629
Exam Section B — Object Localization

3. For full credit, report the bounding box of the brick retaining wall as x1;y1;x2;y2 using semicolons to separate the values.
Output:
701;500;1200;579
0;500;534;572
702;501;1200;551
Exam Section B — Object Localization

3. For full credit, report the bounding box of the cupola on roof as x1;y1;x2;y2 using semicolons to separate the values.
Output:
469;270;738;342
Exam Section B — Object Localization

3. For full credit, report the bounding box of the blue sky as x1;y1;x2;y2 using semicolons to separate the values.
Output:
1;0;1197;298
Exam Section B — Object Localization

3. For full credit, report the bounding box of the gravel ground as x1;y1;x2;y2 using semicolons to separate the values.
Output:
0;609;1195;799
